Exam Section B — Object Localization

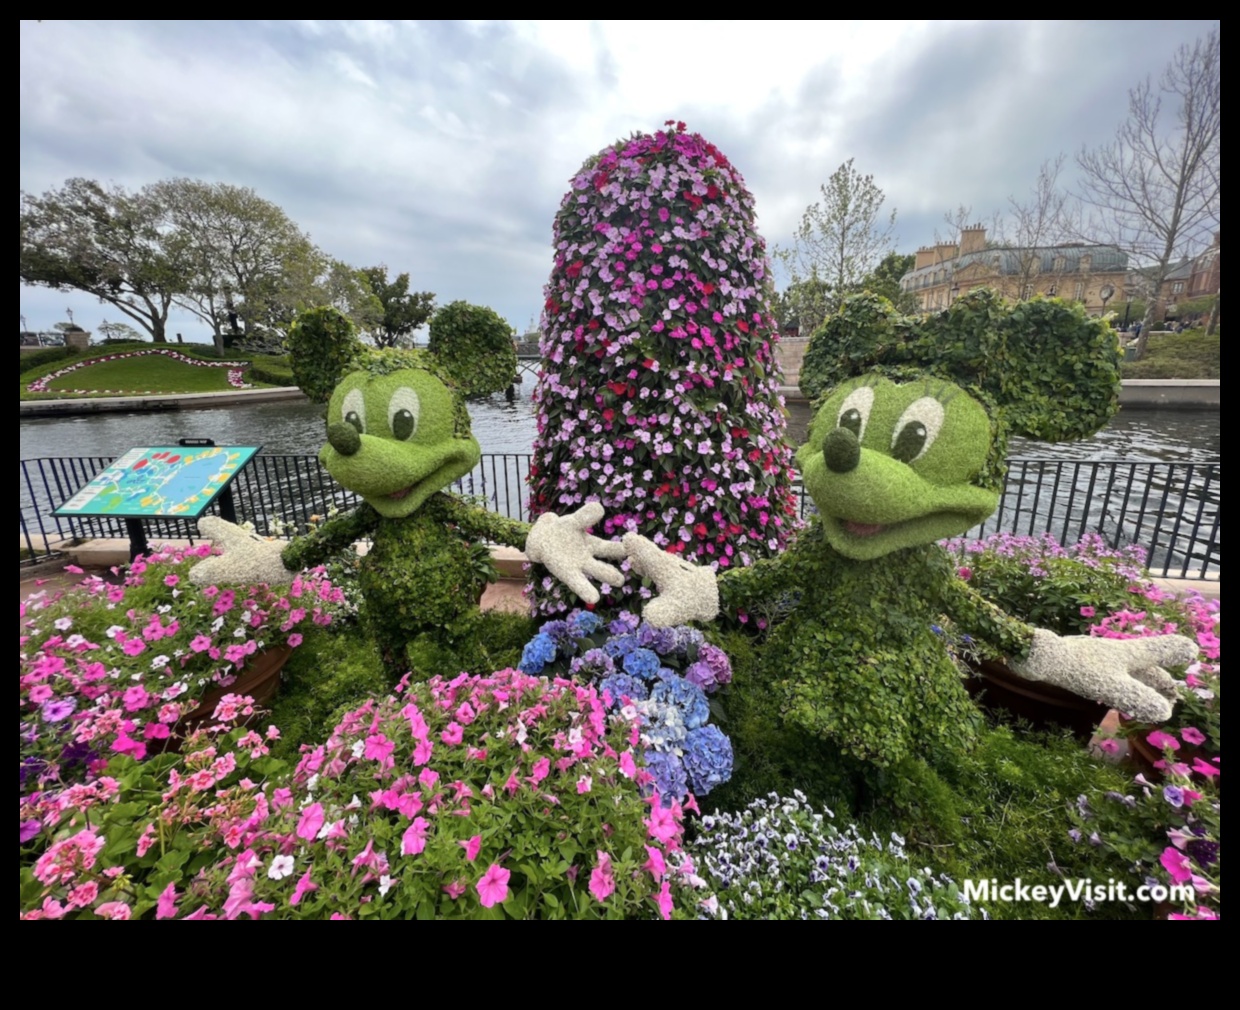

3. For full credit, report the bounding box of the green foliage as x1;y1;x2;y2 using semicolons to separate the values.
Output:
802;289;1122;445
20;345;79;374
858;251;919;313
870;725;1143;919
268;622;389;758
20;178;187;343
427;300;517;397
1122;328;1220;379
719;531;983;768
245;354;295;386
358;265;436;349
286;305;363;402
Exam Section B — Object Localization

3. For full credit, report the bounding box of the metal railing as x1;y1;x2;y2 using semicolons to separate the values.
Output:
20;453;1219;579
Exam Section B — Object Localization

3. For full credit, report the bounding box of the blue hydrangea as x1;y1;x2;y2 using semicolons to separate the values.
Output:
671;625;706;655
644;750;688;805
636;698;687;749
569;609;601;636
622;648;662;680
683;725;734;795
651;677;710;729
603;633;639;659
518;632;557;674
598;674;649;706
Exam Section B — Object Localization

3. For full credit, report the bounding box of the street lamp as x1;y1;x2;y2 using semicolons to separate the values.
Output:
949;282;960;304
1099;284;1115;311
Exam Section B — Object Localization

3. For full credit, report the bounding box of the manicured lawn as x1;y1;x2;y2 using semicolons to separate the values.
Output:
17;343;296;399
1123;328;1221;379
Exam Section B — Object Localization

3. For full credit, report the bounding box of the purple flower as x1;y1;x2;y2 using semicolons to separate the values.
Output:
20;820;41;843
1162;785;1185;808
41;697;78;723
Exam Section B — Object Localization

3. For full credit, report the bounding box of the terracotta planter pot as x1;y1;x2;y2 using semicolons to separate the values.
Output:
963;656;1110;743
157;644;294;753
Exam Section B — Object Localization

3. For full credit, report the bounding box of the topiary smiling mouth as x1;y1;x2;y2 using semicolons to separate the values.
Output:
386;485;414;500
842;520;887;537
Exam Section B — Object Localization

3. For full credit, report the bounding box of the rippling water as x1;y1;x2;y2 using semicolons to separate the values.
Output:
19;384;1222;461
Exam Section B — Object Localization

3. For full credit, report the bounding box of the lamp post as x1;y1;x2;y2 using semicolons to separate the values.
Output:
1099;284;1115;314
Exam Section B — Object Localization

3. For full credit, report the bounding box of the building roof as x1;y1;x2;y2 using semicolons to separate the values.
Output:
902;243;1128;288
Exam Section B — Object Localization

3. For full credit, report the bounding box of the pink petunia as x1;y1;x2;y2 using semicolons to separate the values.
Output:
619;750;637;778
589;851;616;902
401;817;430;856
652;879;674;920
296;802;325;841
1192;757;1220;779
459;835;482;861
476;863;511;908
1180;726;1207;746
290;868;319;906
1160;846;1193;884
1146;730;1180;752
155;882;180;920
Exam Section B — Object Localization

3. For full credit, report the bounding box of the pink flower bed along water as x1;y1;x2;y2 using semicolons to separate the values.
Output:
26;348;252;394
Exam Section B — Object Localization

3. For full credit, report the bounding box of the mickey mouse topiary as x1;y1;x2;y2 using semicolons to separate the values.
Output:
622;291;1196;768
191;304;627;678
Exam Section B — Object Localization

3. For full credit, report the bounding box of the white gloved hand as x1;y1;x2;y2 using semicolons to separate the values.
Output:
622;532;719;628
189;516;293;587
525;502;627;605
1011;629;1197;723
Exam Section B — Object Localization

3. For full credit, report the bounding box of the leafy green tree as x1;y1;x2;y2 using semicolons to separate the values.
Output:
20;178;188;343
154;179;325;351
775;159;898;332
357;265;436;348
96;319;143;343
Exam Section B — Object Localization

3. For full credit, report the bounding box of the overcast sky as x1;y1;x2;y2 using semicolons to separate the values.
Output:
19;19;1219;339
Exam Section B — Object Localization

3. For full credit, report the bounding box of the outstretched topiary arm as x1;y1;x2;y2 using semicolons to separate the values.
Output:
717;551;798;619
281;503;382;571
430;493;532;550
940;576;1035;660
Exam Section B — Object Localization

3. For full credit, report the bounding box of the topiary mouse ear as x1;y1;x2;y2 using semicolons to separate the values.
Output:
286;306;364;403
804;289;1121;442
984;297;1122;442
426;301;518;397
799;292;913;401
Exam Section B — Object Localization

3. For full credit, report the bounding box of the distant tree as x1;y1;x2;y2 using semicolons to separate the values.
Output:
1076;28;1220;355
96;319;143;343
999;155;1073;299
20;179;188;342
317;260;383;334
357;265;436;348
857;252;918;313
775;159;898;332
155;179;325;352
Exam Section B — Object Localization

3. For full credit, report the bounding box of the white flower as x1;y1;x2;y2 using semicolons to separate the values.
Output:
267;854;295;880
150;655;170;669
54;617;73;631
378;875;395;897
350;740;365;759
105;625;125;639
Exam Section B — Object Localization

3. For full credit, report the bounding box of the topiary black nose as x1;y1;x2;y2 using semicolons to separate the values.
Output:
327;421;361;456
823;426;860;474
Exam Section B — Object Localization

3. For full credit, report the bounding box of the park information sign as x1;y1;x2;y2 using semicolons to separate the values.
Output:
53;445;261;520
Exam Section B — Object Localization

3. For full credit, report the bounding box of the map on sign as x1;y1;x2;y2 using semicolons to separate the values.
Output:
53;445;261;519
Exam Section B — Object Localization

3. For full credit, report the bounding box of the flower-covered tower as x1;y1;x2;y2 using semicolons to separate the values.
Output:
529;122;798;615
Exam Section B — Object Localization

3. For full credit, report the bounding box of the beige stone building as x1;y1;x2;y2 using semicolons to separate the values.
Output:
900;225;1129;315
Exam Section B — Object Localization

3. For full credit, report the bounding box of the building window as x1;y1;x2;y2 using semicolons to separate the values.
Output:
1172;281;1184;294
1074;281;1085;301
1021;284;1033;300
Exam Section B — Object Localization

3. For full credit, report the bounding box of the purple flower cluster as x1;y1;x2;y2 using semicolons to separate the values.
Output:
529;122;799;616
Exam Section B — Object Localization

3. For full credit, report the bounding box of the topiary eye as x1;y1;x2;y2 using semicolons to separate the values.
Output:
836;386;874;440
891;397;945;463
388;386;420;441
342;388;366;434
